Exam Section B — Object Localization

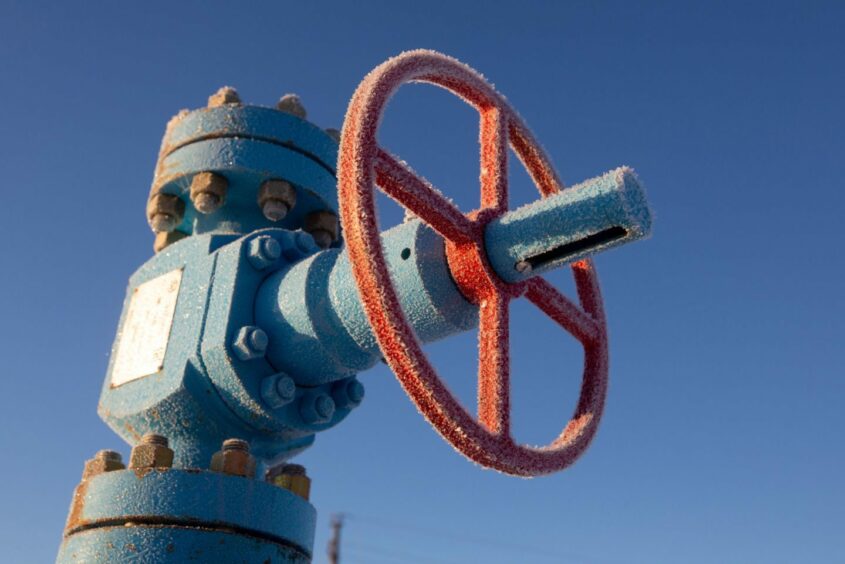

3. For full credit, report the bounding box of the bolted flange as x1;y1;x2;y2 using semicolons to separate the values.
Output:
299;393;335;424
190;171;228;214
260;373;297;409
146;193;185;233
129;434;174;469
303;210;339;249
82;450;125;480
247;235;282;270
276;94;307;119
258;179;297;222
210;438;256;477
268;463;311;500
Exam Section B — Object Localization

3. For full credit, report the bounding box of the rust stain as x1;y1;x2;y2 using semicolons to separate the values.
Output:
122;421;141;442
64;479;90;534
132;467;170;479
132;467;153;479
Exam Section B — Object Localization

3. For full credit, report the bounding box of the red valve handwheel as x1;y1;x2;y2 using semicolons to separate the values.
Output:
338;50;609;476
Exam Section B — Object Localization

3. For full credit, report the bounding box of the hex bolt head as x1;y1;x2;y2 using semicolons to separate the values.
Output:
190;172;228;214
208;86;242;108
82;450;125;479
276;94;307;119
260;373;297;409
247;236;282;270
210;438;256;477
268;463;311;500
303;210;339;249
325;128;341;143
129;434;174;469
315;395;335;419
232;326;268;361
299;393;335;424
146;193;185;233
332;378;365;409
258;179;297;222
294;231;320;255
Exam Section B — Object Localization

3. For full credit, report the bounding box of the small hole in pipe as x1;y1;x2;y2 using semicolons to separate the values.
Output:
401;248;411;260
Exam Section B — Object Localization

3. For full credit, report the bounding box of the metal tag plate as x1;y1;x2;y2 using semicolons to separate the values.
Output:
110;269;182;387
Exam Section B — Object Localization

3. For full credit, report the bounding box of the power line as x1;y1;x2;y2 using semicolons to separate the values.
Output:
345;541;466;564
345;513;607;564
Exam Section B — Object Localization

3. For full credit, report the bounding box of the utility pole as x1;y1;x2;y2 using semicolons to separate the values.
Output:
327;514;344;564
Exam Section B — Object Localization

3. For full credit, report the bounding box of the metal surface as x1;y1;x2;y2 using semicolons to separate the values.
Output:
58;467;315;563
60;49;652;562
337;49;643;475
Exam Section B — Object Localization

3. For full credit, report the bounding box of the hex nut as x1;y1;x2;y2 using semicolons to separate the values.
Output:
82;450;125;480
258;179;297;222
268;464;311;500
299;393;335;424
294;231;320;256
260;373;297;409
129;434;174;469
208;86;241;108
210;439;255;477
232;326;268;361
146;193;185;233
331;378;365;409
247;236;282;270
303;211;339;249
280;231;319;262
153;230;188;253
190;172;228;214
276;94;306;119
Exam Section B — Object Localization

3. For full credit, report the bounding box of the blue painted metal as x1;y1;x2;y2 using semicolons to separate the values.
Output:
59;527;309;563
58;468;314;563
62;97;652;562
485;167;652;284
153;105;339;239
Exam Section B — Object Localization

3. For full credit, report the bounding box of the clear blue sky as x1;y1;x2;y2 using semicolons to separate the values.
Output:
1;1;843;563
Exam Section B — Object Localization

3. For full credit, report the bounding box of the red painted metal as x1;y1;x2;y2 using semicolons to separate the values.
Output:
338;50;609;476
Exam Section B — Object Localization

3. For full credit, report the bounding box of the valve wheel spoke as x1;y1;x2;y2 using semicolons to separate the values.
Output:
477;291;511;437
479;107;509;214
524;273;601;345
374;148;476;244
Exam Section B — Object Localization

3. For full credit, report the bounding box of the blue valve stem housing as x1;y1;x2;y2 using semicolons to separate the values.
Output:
256;166;651;382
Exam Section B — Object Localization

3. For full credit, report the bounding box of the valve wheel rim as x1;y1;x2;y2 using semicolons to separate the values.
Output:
338;49;609;476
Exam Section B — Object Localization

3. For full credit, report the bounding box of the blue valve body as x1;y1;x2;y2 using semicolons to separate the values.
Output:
61;99;651;563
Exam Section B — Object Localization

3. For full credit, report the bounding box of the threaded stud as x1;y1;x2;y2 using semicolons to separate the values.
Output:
141;434;169;447
222;438;249;452
276;94;306;119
